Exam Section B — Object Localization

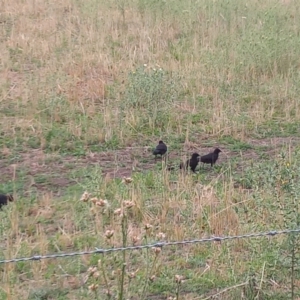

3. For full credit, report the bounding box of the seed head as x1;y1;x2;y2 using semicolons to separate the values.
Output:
90;197;98;204
153;247;161;255
87;266;98;275
123;200;135;209
114;208;123;216
128;270;138;279
88;283;98;291
80;191;90;202
175;274;184;284
122;177;133;184
105;230;114;239
131;235;140;245
96;199;109;207
97;259;102;268
144;223;153;230
156;232;166;240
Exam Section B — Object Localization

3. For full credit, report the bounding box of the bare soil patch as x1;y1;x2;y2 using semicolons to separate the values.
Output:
0;137;299;194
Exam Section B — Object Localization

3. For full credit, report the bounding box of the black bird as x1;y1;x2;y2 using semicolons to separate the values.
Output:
0;194;14;209
180;153;200;173
153;140;167;158
200;148;222;167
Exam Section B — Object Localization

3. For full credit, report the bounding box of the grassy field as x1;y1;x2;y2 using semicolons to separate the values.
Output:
1;0;300;299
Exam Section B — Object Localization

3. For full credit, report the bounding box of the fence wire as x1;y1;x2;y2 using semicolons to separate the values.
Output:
1;228;299;264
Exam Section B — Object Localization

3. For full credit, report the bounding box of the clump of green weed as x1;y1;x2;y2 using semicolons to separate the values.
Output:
120;65;182;134
237;148;300;297
28;287;68;300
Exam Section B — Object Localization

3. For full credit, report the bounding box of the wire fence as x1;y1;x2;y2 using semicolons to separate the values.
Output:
1;228;300;264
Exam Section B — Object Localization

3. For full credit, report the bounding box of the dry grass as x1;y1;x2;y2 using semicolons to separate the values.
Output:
1;0;300;147
1;0;300;299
